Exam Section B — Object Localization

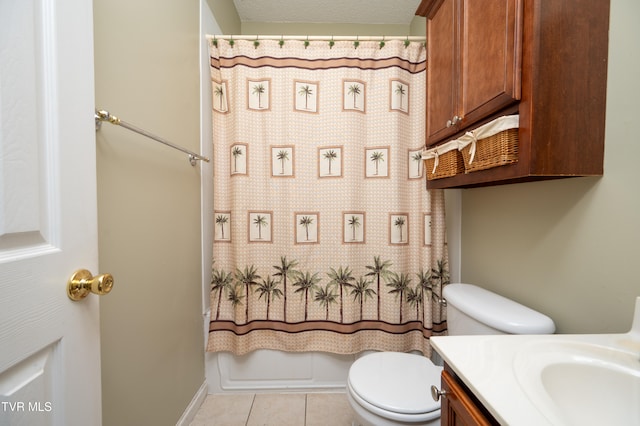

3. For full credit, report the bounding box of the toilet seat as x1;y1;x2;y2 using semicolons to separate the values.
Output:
347;352;442;422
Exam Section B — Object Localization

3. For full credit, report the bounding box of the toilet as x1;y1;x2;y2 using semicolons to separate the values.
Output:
346;283;556;426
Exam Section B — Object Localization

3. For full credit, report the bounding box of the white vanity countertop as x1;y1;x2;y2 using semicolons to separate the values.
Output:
430;332;639;426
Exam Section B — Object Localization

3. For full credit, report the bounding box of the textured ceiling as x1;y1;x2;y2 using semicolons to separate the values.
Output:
232;0;422;24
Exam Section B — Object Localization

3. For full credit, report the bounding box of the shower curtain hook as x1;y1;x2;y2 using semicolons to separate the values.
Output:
354;36;360;49
229;36;235;47
379;36;386;49
304;35;310;49
329;36;335;49
254;36;260;49
404;36;411;48
279;35;285;48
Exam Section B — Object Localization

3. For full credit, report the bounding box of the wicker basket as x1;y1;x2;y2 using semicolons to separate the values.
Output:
458;115;519;173
423;141;465;180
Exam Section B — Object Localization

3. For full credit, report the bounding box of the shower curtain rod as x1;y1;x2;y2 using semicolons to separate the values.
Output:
207;35;425;42
94;109;210;166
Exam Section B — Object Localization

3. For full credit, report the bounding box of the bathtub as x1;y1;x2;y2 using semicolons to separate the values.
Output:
204;311;355;393
205;350;355;393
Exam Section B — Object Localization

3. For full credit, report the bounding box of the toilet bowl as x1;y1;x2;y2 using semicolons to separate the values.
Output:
347;352;441;426
346;283;556;425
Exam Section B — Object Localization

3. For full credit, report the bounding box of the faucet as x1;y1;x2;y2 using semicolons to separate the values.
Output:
631;297;640;361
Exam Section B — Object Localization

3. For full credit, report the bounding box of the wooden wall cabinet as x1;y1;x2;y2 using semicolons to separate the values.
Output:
422;0;522;146
417;0;610;189
439;366;499;426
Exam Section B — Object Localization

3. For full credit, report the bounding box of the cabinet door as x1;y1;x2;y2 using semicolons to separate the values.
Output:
426;0;457;145
441;371;494;426
426;0;522;146
459;0;522;127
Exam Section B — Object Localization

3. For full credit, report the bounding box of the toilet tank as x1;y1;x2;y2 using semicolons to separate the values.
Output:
443;283;555;335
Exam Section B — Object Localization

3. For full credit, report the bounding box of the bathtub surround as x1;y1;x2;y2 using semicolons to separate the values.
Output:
208;38;448;355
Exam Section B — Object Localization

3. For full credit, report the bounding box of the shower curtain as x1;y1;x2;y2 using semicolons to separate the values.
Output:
207;38;448;356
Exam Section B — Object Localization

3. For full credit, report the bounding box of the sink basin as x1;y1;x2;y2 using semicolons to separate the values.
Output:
514;340;640;425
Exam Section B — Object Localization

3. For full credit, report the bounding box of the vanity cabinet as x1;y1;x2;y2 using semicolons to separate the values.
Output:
421;0;522;146
440;365;499;426
416;0;610;189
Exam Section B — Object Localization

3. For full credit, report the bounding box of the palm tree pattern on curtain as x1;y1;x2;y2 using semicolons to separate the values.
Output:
209;39;448;356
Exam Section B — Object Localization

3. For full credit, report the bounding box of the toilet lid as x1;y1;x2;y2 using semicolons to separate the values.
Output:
348;352;442;415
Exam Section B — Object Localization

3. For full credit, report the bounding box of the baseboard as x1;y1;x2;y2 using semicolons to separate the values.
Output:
176;380;208;426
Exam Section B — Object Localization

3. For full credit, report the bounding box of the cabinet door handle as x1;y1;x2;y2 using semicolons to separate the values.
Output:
446;116;463;128
431;385;447;401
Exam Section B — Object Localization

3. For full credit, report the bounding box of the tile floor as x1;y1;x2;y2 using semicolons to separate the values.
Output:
189;392;357;426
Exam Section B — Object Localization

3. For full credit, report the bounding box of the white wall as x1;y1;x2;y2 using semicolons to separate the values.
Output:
200;0;217;333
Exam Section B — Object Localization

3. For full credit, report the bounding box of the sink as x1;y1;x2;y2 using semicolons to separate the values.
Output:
514;340;640;425
432;298;640;425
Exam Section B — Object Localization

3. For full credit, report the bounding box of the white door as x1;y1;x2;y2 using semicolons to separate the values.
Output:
0;0;103;425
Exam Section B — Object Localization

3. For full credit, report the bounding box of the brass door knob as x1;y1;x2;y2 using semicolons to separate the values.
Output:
67;269;114;301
